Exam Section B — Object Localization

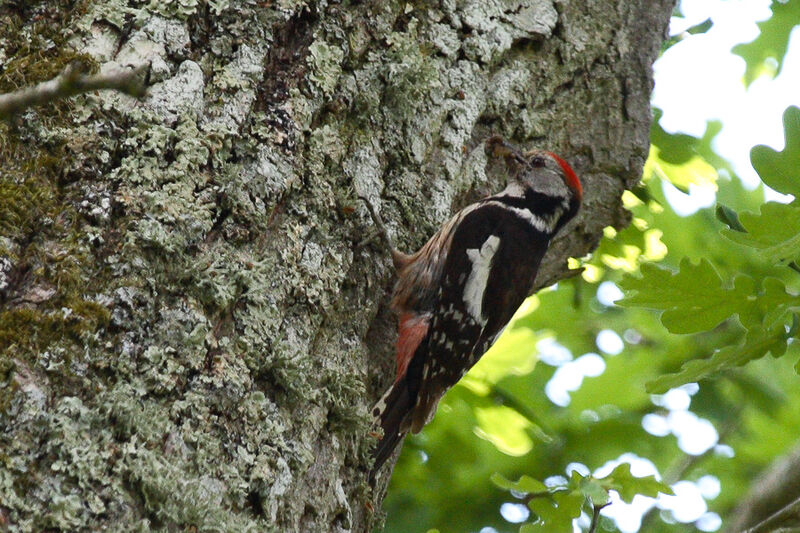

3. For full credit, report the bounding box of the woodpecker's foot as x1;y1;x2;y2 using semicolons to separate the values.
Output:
357;195;410;271
357;196;392;246
356;229;384;249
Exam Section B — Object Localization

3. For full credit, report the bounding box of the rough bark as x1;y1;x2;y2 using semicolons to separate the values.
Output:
0;0;673;531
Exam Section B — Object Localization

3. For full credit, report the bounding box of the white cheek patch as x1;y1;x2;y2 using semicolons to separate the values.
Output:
463;235;500;325
486;201;557;233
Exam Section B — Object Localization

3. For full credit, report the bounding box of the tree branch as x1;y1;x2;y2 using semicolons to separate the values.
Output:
0;61;150;119
727;444;800;532
744;495;800;533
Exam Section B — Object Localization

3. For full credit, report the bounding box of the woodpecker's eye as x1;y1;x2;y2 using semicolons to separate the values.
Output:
530;155;546;168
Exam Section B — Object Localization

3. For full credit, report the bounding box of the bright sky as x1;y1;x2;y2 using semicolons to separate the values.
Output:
653;0;800;211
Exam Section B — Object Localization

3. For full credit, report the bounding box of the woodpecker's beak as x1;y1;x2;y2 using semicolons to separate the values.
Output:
486;136;525;166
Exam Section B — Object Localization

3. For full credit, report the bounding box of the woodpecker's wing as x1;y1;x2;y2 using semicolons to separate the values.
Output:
405;200;552;432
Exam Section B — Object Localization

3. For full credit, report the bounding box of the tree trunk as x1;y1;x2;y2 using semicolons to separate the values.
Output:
0;1;673;531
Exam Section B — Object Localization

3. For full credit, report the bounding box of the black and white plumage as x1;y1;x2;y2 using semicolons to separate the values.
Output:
367;136;582;479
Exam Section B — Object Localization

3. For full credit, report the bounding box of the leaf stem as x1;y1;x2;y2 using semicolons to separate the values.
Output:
588;503;610;533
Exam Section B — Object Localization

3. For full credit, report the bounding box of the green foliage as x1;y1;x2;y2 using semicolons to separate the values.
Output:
620;104;800;393
490;473;546;493
492;465;672;532
732;1;800;86
647;326;788;394
649;109;735;187
750;106;800;197
620;259;755;334
602;463;673;503
723;203;800;263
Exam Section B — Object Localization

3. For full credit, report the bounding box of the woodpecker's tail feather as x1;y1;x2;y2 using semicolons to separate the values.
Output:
369;378;413;482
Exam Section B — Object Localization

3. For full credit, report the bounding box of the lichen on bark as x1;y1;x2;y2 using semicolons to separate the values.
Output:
0;0;673;531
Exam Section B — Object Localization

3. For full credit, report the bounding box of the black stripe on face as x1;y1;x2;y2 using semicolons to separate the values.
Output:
484;191;565;220
551;195;582;235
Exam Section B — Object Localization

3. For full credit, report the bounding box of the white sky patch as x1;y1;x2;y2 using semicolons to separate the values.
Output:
595;453;660;479
536;337;573;366
714;444;735;458
545;354;606;406
651;383;698;409
578;354;606;377
669;411;719;455
683;383;700;394
500;502;529;523
697;512;723;532
656;0;766;136
661;181;717;216
593;456;718;533
697;475;721;499
630;383;721;529
601;493;657;533
575;512;591;532
570;462;720;533
596;281;624;306
544;475;568;488
659;480;708;523
596;329;624;355
566;462;590;477
658;387;692;410
647;385;719;455
642;413;671;437
546;365;582;406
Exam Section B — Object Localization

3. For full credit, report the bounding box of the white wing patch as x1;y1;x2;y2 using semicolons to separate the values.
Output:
372;384;394;420
463;235;500;325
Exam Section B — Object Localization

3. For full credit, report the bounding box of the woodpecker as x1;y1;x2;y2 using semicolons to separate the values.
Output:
365;136;582;479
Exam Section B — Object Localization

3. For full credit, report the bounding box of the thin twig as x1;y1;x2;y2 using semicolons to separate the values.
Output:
357;195;409;270
0;60;150;120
